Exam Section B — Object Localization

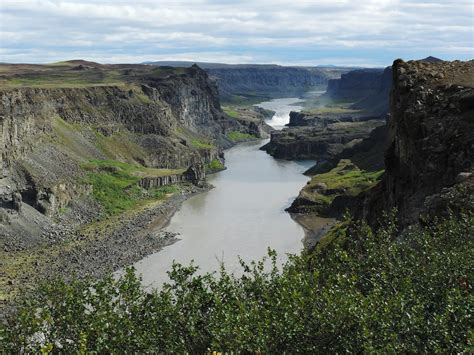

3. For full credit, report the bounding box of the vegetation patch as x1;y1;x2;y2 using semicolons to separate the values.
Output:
227;131;257;142
191;139;215;150
2;212;472;353
82;160;183;215
222;107;240;118
206;158;225;172
296;159;384;215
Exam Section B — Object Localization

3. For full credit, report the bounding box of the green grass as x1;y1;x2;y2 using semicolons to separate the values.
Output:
82;160;183;215
0;70;125;88
222;107;240;118
300;159;384;212
206;158;225;172
83;159;183;178
0;63;190;89
227;131;257;142
151;185;180;199
191;139;215;150
85;171;140;215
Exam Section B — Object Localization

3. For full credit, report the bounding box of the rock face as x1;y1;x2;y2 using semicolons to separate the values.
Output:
0;63;261;238
361;59;474;226
207;66;330;100
326;69;386;100
224;106;274;139
326;67;392;116
145;61;351;102
261;116;384;161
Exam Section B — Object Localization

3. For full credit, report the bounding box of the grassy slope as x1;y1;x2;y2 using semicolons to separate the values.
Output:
297;159;384;214
82;160;184;215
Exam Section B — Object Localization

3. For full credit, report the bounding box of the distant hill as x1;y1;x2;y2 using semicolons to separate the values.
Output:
419;56;443;63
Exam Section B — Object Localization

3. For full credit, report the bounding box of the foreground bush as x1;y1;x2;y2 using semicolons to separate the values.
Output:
1;212;472;353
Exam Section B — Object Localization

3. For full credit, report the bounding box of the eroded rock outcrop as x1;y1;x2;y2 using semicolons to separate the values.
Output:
261;116;384;161
360;59;474;226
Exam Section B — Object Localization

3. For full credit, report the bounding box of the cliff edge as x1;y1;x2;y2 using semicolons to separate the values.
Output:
370;58;474;225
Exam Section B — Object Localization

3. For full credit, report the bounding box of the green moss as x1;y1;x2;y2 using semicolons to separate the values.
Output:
227;131;257;142
191;139;215;150
206;158;225;172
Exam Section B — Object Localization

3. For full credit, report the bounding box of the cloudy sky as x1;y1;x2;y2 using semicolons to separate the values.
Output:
1;0;473;66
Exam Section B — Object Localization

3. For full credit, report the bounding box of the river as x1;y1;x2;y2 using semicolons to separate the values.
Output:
134;98;315;287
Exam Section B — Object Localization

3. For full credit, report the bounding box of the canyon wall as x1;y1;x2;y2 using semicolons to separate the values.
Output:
326;67;392;115
145;61;351;102
0;65;262;235
365;59;474;225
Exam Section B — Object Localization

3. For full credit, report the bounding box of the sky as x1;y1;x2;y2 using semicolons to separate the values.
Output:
0;0;473;67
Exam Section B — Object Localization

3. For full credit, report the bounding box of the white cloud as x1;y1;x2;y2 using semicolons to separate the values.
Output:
0;0;472;65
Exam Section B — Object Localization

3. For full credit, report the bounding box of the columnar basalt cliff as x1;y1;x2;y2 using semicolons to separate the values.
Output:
206;66;330;100
0;64;258;219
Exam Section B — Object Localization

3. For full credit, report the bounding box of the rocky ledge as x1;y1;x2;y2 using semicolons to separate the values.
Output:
261;113;384;161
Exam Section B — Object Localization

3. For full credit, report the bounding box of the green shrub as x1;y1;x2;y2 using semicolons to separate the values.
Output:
2;212;472;353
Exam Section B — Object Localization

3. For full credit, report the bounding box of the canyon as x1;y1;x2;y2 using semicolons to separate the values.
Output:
0;61;271;303
1;57;472;319
146;61;352;104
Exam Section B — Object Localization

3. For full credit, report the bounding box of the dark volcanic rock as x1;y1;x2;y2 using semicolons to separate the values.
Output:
304;124;388;176
261;116;385;161
325;66;392;116
360;59;474;226
326;68;386;101
207;66;329;100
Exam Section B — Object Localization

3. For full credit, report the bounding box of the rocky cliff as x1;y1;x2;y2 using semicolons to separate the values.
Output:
362;59;474;226
261;115;384;161
146;61;351;103
326;67;392;116
291;59;473;227
0;61;277;304
206;66;330;101
0;62;263;244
